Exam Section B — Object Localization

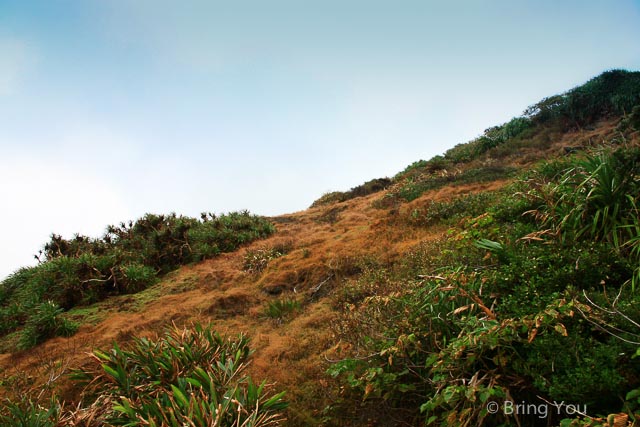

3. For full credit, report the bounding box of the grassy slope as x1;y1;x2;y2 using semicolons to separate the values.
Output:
1;71;640;426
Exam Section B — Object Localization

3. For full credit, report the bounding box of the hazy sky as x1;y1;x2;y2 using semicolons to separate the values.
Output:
1;0;639;279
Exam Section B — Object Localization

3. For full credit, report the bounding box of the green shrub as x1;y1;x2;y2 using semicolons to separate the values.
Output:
18;301;78;350
329;146;640;425
0;211;275;349
520;334;626;409
528;148;640;252
73;324;288;426
0;396;61;427
397;159;429;177
1;324;288;426
120;263;157;293
525;69;640;128
311;191;345;207
629;104;640;130
474;117;534;156
443;142;477;163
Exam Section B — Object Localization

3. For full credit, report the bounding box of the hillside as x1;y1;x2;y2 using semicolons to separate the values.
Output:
1;70;640;426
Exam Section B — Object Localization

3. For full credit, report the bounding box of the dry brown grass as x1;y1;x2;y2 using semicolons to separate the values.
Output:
1;118;637;425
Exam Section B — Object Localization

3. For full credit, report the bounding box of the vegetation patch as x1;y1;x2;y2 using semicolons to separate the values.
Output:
244;241;293;275
406;192;498;226
263;297;301;324
316;206;346;224
3;69;640;427
0;211;275;349
393;165;516;202
0;324;288;426
363;70;640;206
311;178;392;207
327;147;640;426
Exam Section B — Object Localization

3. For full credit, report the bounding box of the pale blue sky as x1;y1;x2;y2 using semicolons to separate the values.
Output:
1;0;640;278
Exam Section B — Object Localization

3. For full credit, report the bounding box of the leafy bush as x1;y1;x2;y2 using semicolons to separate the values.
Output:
18;301;78;350
525;69;640;128
443;142;477;163
1;325;288;426
0;396;61;427
396;156;450;181
120;262;156;293
618;105;640;132
73;324;288;426
311;191;345;207
474;117;533;156
0;211;275;348
528;148;640;251
328;148;640;425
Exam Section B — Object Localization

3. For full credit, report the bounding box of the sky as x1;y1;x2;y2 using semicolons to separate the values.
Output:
1;0;639;279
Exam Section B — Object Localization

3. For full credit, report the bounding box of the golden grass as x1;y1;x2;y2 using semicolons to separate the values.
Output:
0;117;637;425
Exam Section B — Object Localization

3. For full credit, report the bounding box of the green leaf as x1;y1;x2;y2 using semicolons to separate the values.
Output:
171;384;190;410
263;391;288;408
93;349;111;361
186;377;202;388
626;388;640;401
102;364;121;380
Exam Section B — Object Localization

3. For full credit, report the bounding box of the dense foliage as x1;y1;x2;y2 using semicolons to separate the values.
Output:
525;69;640;128
328;147;640;426
0;324;288;426
315;69;640;206
0;211;275;349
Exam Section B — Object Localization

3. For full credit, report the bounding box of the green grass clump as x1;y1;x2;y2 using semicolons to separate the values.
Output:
263;298;301;323
17;301;79;350
0;324;288;426
0;396;62;427
73;324;288;426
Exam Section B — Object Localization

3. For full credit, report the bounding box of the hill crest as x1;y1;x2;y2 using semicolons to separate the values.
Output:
1;69;640;426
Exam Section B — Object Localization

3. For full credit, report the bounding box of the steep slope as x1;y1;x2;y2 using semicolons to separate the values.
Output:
1;70;640;426
0;183;457;423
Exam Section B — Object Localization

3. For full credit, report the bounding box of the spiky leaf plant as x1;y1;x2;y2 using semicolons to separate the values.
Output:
73;323;288;426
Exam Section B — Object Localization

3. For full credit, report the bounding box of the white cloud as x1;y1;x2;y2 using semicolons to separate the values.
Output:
56;120;145;165
0;155;132;280
0;38;35;96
